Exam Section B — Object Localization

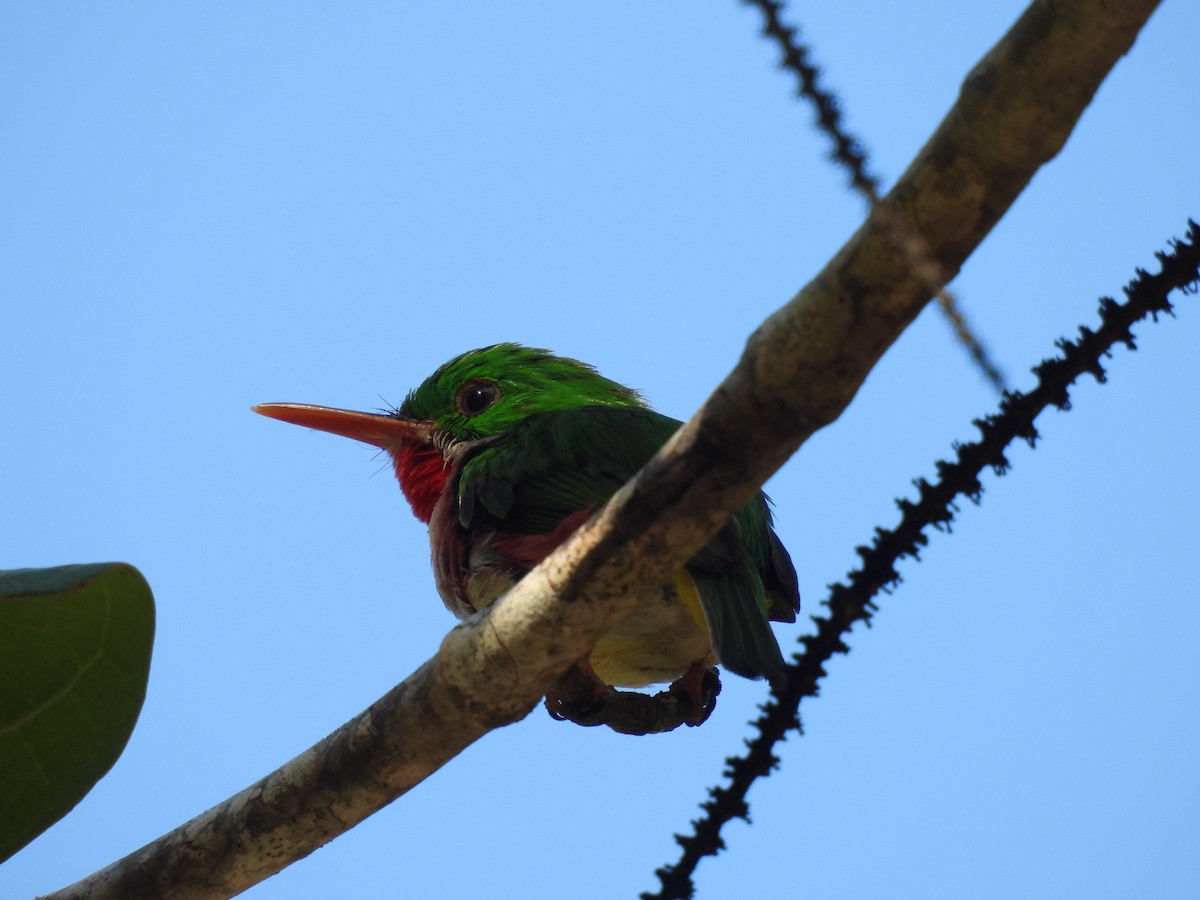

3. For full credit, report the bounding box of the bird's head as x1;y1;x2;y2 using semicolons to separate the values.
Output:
399;343;642;441
253;343;643;522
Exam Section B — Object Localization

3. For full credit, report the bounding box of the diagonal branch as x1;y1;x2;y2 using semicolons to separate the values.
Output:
41;1;1159;897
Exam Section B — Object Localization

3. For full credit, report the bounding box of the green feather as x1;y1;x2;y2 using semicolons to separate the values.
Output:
402;343;800;680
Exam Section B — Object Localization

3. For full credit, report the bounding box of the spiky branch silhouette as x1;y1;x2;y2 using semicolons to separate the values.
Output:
645;221;1200;900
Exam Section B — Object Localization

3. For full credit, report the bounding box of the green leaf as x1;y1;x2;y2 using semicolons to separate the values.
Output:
0;563;155;863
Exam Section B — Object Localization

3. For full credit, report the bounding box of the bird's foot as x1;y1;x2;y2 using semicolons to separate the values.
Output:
668;662;721;726
544;657;615;723
545;658;723;734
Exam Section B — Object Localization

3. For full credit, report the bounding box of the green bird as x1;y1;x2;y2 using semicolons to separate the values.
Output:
254;344;798;715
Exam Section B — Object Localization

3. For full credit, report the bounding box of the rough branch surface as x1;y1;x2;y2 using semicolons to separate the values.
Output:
43;1;1158;897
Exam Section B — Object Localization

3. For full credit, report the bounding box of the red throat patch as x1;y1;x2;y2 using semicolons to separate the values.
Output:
390;443;447;523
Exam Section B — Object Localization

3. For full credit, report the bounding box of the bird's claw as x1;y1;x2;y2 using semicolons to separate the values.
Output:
544;659;616;723
668;662;720;726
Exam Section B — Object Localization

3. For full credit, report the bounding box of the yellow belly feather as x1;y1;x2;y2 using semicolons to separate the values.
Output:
464;566;714;689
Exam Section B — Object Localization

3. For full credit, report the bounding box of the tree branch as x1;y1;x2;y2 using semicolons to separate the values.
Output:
42;1;1159;897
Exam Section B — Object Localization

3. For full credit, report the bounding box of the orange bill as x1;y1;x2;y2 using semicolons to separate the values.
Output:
251;403;434;449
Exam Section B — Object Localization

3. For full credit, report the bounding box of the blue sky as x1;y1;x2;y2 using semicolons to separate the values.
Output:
2;3;1197;898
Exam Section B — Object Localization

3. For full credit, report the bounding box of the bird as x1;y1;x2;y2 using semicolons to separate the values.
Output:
253;343;799;720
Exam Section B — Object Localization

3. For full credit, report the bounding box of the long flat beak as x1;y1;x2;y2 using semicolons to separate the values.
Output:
252;403;435;449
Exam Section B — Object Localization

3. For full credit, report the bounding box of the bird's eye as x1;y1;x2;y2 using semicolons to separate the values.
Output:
456;380;500;416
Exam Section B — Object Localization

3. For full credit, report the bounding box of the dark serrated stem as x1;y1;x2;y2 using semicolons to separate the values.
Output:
643;221;1200;900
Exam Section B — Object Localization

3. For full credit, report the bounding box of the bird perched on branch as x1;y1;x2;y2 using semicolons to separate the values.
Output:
255;343;798;722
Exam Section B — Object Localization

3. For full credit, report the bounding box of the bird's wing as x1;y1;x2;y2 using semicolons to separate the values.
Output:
686;498;800;680
458;405;799;680
457;406;678;534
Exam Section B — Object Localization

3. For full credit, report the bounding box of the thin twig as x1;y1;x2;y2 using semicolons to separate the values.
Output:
744;0;1009;392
